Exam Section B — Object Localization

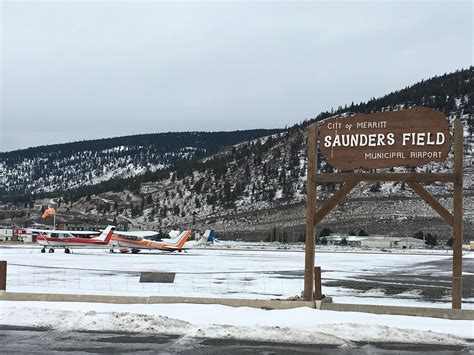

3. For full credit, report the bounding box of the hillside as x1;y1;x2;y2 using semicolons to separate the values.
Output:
0;129;282;199
1;67;473;240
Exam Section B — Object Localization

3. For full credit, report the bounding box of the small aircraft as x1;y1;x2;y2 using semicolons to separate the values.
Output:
184;229;215;248
110;230;192;253
29;228;102;239
36;225;116;254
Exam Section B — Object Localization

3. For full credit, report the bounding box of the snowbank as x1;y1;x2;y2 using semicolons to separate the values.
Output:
0;301;472;346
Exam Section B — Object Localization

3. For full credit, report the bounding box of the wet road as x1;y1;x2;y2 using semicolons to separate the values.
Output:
0;326;471;354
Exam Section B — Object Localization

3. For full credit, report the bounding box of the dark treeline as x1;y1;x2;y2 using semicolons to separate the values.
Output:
0;129;282;160
293;66;473;131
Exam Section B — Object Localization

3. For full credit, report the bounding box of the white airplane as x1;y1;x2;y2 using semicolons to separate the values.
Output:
28;228;102;238
184;229;215;248
36;226;116;254
30;226;163;242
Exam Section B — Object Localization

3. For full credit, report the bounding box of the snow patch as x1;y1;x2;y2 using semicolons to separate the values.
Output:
0;302;471;346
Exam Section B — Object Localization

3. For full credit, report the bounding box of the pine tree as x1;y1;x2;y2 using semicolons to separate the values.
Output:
446;237;454;248
146;194;153;205
319;228;332;238
173;204;180;216
425;233;438;247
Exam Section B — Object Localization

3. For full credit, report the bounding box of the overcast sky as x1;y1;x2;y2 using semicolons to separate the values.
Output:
1;1;472;152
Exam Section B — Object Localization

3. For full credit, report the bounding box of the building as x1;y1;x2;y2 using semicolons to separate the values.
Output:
325;234;367;247
360;236;426;249
393;237;426;249
0;226;37;243
0;228;13;241
360;237;395;249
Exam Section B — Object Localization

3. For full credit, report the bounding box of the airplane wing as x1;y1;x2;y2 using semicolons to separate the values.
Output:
69;231;101;235
114;231;160;238
27;228;100;235
27;228;57;233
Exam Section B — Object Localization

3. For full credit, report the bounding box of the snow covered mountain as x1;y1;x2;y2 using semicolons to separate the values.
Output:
77;68;473;239
0;130;282;197
1;68;473;240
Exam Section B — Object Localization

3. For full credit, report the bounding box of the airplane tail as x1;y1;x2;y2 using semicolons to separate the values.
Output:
199;229;215;244
171;230;192;249
206;229;215;243
96;225;116;244
167;230;185;244
168;230;180;239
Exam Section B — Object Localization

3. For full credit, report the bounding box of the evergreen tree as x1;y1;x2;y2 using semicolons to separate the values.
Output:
160;205;168;218
173;204;180;216
223;181;232;202
319;228;332;238
145;194;153;205
425;233;438;247
446;237;454;248
370;182;381;193
413;231;424;240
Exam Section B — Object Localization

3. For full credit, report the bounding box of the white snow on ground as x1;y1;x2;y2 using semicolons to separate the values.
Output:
1;246;473;309
0;301;472;346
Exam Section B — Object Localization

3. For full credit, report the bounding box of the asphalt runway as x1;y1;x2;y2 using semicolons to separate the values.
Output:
324;256;474;304
0;326;471;354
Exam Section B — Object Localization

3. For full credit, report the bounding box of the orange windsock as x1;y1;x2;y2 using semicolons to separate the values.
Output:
41;208;55;219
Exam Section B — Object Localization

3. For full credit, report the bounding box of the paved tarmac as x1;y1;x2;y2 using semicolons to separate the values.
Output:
324;256;474;304
0;326;472;354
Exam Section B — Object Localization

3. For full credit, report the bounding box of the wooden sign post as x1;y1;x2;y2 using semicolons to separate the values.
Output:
304;124;317;301
304;107;464;309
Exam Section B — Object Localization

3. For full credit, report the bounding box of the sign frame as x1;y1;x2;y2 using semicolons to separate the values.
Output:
304;117;464;310
318;107;452;171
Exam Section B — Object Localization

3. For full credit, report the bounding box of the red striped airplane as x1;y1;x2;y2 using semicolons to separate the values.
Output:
110;230;192;253
36;225;115;254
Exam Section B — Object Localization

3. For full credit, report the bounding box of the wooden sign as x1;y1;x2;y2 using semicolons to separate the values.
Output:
319;106;451;170
304;116;464;310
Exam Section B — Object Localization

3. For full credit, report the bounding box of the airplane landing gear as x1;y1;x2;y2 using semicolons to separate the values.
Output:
65;248;70;254
48;248;55;253
41;247;46;253
131;248;141;254
109;248;115;253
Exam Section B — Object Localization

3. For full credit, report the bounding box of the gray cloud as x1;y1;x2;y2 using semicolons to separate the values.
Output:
1;1;472;151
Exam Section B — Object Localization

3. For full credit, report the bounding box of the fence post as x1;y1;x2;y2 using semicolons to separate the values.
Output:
314;266;322;301
0;261;7;293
